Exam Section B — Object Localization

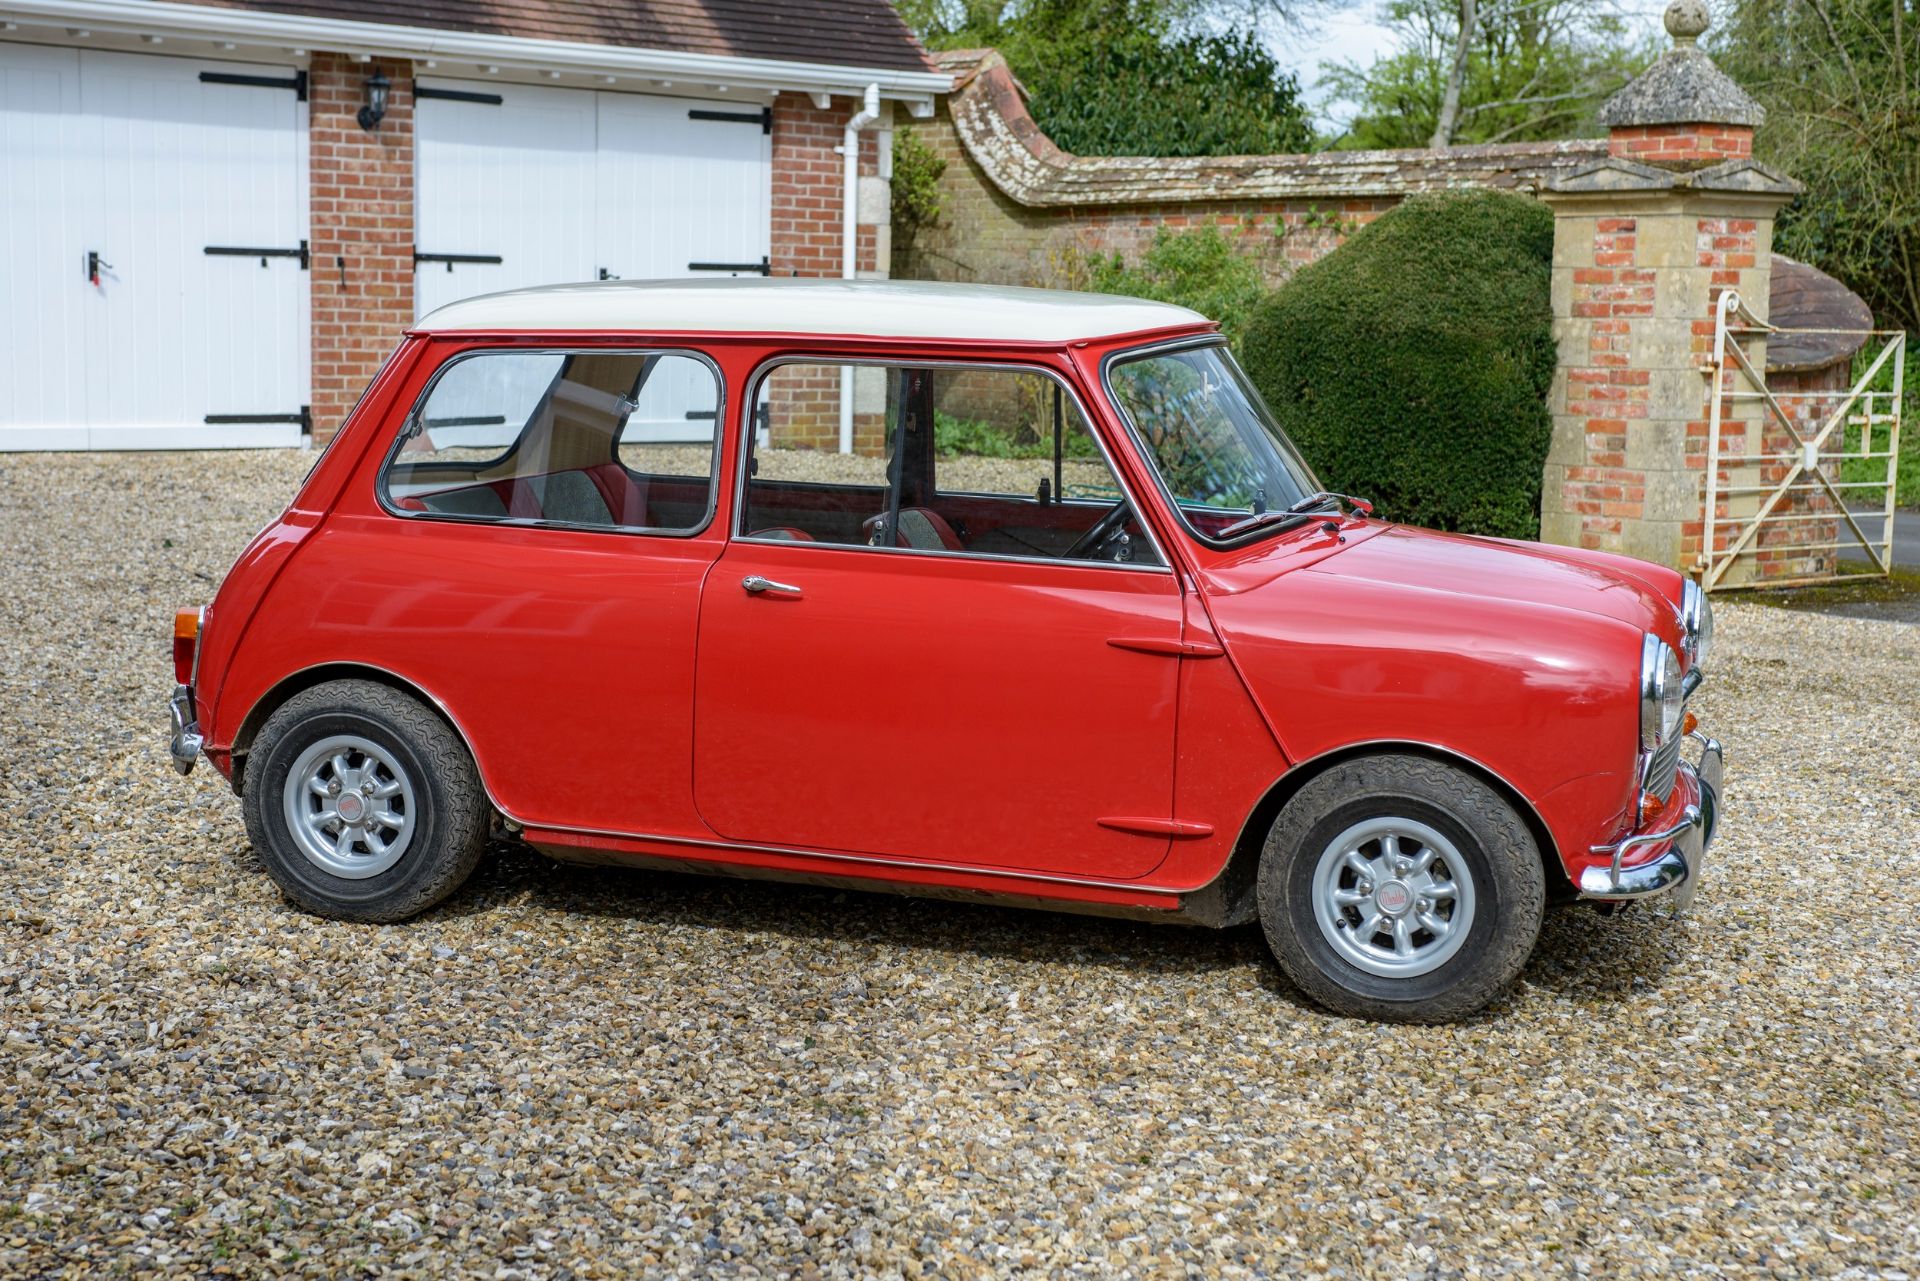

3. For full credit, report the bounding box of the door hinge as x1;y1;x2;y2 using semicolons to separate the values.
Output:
688;256;771;276
204;409;307;426
689;106;773;134
415;84;504;105
199;69;306;101
205;239;309;269
414;251;504;272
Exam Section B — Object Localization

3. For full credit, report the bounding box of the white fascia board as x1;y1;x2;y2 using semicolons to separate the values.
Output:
0;0;953;100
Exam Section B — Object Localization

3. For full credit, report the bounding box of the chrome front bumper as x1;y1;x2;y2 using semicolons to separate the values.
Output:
168;684;203;776
1580;734;1722;908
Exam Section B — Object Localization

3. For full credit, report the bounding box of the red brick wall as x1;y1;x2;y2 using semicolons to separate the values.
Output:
899;106;1393;289
1560;219;1655;550
308;54;415;444
770;92;879;279
1607;123;1753;167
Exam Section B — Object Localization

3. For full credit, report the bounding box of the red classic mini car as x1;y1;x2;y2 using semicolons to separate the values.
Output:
168;279;1720;1022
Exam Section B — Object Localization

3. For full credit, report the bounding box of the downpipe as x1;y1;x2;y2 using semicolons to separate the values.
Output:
839;83;881;455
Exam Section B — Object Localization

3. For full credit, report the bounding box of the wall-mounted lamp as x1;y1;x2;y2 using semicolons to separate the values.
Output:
357;71;390;131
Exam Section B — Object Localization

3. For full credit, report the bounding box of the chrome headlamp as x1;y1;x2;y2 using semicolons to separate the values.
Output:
1640;633;1684;750
1680;578;1712;671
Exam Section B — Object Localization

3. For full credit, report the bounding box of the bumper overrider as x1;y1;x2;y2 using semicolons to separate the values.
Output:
1580;733;1723;909
169;684;203;776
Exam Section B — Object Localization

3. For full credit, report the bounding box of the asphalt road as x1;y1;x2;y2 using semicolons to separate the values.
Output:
1839;507;1920;566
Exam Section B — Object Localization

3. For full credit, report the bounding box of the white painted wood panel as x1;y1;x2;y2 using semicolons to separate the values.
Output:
0;43;306;450
81;50;306;449
416;81;771;442
414;80;597;318
0;44;90;449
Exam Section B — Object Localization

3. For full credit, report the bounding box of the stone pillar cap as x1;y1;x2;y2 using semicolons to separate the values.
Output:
1598;1;1764;128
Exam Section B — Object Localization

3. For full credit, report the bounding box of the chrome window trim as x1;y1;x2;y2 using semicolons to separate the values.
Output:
1098;335;1326;552
374;345;727;541
733;354;1173;574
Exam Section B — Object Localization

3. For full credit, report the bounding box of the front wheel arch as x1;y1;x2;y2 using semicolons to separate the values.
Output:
1213;742;1566;926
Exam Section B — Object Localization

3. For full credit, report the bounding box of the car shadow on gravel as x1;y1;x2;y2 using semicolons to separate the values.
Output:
430;840;1285;982
368;839;1686;1016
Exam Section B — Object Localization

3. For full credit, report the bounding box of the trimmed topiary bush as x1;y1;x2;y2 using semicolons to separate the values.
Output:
1238;189;1556;539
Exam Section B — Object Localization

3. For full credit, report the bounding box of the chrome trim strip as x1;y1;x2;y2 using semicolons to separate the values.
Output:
733;353;1175;573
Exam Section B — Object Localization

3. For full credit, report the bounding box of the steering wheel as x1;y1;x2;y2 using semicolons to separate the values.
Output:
1063;500;1134;561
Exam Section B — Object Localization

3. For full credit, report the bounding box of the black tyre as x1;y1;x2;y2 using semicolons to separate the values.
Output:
1256;754;1545;1023
241;679;489;923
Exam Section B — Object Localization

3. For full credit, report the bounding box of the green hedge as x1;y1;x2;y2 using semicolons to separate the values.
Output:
1239;190;1557;539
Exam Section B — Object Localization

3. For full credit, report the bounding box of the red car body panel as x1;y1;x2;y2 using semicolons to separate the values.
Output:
193;322;1693;919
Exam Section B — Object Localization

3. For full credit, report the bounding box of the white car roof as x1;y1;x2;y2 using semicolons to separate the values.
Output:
412;278;1213;344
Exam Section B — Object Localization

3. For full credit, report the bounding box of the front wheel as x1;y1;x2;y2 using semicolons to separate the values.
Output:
241;680;490;923
1257;755;1545;1023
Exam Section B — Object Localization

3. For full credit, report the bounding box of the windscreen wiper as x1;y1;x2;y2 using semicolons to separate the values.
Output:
1283;490;1373;516
1214;491;1374;540
1213;509;1314;539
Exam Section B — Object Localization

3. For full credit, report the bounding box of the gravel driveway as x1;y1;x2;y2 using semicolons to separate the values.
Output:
2;450;1917;1279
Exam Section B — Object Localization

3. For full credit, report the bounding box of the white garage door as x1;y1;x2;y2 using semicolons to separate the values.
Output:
416;79;770;443
0;43;308;450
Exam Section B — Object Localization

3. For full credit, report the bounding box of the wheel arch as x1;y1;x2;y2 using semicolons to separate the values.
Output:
228;662;488;803
1210;741;1566;925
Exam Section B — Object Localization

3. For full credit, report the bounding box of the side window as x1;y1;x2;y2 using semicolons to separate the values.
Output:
383;350;720;533
741;362;1160;566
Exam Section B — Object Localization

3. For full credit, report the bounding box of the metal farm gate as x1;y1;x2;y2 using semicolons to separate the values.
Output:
1699;290;1906;589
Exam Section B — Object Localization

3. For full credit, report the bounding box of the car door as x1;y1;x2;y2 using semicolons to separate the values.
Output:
692;359;1185;880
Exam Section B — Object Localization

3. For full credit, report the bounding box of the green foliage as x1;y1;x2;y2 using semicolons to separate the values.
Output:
1021;28;1313;157
1322;0;1653;149
1839;355;1920;507
1715;0;1920;334
1082;224;1274;346
899;1;1312;157
889;129;947;270
1239;189;1556;538
933;410;1096;459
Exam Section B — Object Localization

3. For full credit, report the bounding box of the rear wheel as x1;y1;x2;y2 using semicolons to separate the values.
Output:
242;680;489;923
1257;755;1545;1022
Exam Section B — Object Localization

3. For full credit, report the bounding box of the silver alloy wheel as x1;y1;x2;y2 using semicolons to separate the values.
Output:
1311;816;1477;979
281;734;417;879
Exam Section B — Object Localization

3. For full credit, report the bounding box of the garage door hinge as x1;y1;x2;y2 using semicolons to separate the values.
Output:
199;69;307;101
205;240;310;270
414;251;504;272
204;406;309;427
687;256;771;276
689;106;773;134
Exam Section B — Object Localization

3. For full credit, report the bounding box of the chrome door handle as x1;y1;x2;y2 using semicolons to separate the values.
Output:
741;575;801;597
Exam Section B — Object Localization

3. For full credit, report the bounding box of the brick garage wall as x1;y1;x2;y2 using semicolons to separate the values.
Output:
303;82;873;445
308;53;415;445
770;92;881;280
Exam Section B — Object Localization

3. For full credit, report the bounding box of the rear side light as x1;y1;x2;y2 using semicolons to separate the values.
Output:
173;608;202;685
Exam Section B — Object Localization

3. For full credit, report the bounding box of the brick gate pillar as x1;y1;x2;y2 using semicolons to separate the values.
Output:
1537;1;1798;579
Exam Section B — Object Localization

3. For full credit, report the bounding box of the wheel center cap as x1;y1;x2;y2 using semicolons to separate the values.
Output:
1375;880;1413;915
336;792;366;824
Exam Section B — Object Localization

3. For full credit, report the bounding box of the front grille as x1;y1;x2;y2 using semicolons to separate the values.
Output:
1643;732;1682;801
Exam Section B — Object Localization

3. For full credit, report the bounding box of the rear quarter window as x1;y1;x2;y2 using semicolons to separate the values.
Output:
381;349;722;535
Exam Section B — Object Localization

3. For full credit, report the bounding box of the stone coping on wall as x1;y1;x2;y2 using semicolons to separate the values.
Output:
935;49;1609;208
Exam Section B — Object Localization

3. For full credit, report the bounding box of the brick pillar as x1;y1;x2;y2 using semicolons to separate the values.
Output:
1537;1;1798;578
308;54;415;445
